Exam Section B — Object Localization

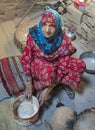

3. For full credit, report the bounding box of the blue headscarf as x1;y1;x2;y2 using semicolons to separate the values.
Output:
29;8;64;55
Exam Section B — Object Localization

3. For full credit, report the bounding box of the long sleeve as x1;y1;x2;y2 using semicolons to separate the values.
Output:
21;34;34;82
57;34;77;82
62;34;77;56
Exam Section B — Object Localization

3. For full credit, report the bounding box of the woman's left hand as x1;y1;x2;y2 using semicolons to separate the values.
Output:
39;88;50;106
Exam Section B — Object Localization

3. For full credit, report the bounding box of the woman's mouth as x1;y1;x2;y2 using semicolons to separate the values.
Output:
44;33;52;38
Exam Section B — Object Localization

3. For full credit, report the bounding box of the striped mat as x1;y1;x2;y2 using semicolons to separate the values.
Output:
0;56;26;102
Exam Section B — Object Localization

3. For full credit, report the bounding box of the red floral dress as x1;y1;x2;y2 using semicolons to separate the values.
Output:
21;34;86;91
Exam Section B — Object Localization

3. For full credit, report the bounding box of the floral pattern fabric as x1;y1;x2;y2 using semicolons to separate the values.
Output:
21;34;86;91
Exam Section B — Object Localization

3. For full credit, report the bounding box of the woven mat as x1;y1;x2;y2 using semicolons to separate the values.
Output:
0;55;26;102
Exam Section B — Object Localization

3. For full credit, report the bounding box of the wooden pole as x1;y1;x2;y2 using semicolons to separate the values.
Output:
16;0;38;28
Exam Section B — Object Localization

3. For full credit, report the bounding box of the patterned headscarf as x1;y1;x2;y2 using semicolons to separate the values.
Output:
29;8;64;55
41;11;56;26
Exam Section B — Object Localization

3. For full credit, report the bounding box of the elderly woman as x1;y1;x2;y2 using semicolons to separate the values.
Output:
21;8;86;106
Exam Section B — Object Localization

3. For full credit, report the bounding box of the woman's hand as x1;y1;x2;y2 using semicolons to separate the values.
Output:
39;88;49;106
25;81;33;99
39;84;55;106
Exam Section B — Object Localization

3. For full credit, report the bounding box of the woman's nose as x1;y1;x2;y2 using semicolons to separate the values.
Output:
46;25;50;32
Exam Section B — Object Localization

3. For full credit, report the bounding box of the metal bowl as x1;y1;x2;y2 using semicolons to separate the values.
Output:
80;51;95;74
12;95;39;126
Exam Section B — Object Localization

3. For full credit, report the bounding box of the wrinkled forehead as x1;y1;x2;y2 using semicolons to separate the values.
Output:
41;12;56;26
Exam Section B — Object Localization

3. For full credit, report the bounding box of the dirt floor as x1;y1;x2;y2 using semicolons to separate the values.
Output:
1;1;95;130
0;0;45;21
0;0;55;22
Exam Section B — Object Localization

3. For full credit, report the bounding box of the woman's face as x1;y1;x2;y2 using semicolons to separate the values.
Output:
42;22;56;38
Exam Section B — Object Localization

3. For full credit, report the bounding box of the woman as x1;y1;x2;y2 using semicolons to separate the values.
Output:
21;8;86;106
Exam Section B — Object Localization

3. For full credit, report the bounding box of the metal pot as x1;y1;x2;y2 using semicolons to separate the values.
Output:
66;27;76;41
12;95;40;127
80;51;95;74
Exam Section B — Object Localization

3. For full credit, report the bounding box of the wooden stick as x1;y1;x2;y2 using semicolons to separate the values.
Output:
16;0;38;28
30;12;42;21
36;1;53;4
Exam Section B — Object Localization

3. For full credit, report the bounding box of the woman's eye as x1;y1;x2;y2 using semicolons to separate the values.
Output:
49;25;55;29
42;23;47;27
50;25;55;27
42;23;55;29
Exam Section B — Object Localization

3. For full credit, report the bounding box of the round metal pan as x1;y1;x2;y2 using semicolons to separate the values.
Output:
80;51;95;74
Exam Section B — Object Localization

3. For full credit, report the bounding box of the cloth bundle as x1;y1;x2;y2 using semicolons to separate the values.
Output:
0;56;26;101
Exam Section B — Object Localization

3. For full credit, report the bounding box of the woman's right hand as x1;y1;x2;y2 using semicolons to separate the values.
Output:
24;81;33;99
